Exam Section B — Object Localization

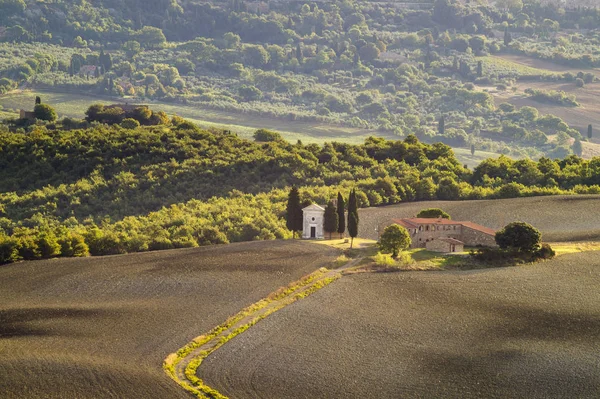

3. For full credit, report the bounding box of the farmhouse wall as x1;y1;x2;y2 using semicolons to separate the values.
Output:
426;239;452;252
408;223;462;248
461;227;497;247
426;239;464;253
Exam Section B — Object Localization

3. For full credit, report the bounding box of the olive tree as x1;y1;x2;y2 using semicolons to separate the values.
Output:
495;222;541;253
378;225;411;258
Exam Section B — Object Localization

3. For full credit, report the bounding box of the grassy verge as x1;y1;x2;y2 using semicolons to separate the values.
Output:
551;242;600;256
163;266;341;399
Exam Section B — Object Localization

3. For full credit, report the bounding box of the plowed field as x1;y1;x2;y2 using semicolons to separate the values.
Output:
200;251;600;398
0;240;338;398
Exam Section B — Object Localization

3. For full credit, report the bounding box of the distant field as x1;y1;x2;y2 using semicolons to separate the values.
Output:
0;240;338;399
0;90;383;144
358;195;600;242
487;55;600;136
0;89;495;166
495;54;600;76
200;251;600;398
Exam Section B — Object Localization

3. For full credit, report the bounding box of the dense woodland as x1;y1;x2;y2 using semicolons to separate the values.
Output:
1;0;600;158
1;115;600;263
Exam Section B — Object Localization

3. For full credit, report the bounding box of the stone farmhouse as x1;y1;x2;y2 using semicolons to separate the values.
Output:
392;218;497;253
302;204;325;239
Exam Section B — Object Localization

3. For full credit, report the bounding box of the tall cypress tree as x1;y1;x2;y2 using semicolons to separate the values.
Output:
504;27;512;46
347;189;359;248
324;201;338;240
296;42;303;64
336;192;345;238
588;124;593;139
438;115;445;135
286;187;303;238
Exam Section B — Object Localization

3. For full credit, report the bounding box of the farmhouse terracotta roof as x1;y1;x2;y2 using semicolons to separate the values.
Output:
392;218;496;236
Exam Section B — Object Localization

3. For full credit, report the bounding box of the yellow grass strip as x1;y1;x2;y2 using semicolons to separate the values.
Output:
164;266;342;399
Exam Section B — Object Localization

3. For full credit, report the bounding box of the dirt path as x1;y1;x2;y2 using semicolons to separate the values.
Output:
165;257;363;399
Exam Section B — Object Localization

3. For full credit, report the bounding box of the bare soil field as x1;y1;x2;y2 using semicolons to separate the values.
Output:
358;195;600;242
200;251;600;398
0;240;338;399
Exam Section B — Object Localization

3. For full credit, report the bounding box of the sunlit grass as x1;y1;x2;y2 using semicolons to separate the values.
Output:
550;242;600;256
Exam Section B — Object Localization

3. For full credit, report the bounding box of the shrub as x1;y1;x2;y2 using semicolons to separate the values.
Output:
417;208;450;219
253;128;282;142
536;243;555;259
121;118;140;129
58;233;89;257
575;78;584;88
378;224;411;257
373;252;395;266
34;104;57;121
495;222;542;253
0;235;20;264
37;232;61;258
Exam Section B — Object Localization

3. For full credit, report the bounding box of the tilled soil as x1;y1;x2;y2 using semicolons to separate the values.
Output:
0;240;338;399
200;251;600;399
359;195;600;242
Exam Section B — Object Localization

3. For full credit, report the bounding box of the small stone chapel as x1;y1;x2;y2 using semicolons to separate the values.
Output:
302;204;325;239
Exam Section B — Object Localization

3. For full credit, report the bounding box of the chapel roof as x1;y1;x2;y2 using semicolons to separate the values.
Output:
302;204;325;211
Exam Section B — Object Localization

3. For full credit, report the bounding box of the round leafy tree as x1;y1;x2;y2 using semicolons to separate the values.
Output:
417;208;450;219
33;104;57;121
495;222;541;253
121;118;140;129
378;224;411;258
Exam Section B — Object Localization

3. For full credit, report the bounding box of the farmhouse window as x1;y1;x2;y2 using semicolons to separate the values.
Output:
426;226;429;231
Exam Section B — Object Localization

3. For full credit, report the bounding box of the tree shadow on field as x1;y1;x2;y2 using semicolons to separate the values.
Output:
0;307;110;338
416;302;600;398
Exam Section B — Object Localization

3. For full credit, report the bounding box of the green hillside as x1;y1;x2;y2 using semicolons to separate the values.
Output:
2;0;600;160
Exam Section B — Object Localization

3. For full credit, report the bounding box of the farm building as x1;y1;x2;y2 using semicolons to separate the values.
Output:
392;218;496;251
302;204;325;239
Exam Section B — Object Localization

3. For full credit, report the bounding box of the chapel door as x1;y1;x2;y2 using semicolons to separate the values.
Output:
310;226;316;238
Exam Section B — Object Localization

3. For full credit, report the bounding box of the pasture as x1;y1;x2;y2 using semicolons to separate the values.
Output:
358;195;600;242
199;251;600;398
0;240;338;398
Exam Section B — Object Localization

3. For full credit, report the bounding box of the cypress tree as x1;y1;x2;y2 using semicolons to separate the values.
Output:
347;189;359;248
296;43;303;64
286;187;303;238
588;124;593;139
573;138;583;157
471;144;475;156
35;96;41;105
324;201;338;240
336;192;345;238
504;27;512;46
438;115;445;135
477;60;483;77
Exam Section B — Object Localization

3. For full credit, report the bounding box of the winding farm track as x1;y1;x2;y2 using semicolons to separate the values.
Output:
165;257;363;398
